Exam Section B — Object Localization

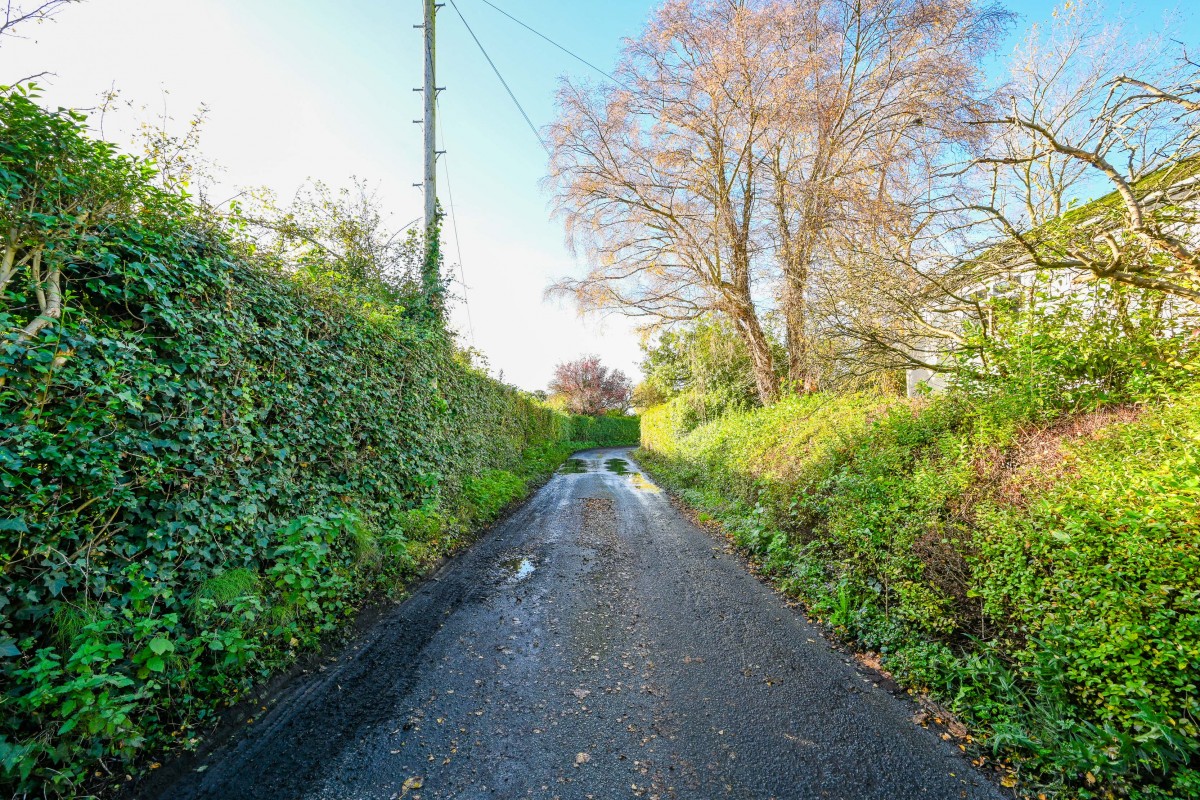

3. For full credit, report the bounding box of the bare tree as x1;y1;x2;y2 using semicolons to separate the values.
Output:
813;199;987;380
821;2;1200;385
547;0;782;404
763;0;1009;391
1;0;83;84
547;0;1007;401
966;1;1200;301
1;0;79;41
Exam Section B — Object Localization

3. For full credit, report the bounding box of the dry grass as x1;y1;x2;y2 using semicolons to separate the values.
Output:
987;405;1142;508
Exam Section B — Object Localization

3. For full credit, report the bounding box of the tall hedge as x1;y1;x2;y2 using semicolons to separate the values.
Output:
0;91;625;794
568;413;640;447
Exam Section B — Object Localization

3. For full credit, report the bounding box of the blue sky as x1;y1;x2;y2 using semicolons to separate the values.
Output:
3;0;1195;390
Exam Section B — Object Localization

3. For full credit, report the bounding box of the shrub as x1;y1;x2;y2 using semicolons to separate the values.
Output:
639;385;1200;797
567;413;640;446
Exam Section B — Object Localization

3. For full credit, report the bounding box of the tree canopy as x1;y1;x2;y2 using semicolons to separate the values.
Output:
548;355;632;416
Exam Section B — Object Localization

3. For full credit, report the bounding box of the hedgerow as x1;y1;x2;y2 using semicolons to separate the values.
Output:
567;412;640;446
639;387;1200;798
0;91;632;795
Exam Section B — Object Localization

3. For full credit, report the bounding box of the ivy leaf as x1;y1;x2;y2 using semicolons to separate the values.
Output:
0;517;29;533
148;637;174;655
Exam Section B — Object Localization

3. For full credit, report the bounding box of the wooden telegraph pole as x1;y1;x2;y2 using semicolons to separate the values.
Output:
419;0;442;315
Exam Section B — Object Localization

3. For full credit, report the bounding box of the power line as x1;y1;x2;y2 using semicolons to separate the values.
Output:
447;0;548;154
436;95;475;346
474;0;627;89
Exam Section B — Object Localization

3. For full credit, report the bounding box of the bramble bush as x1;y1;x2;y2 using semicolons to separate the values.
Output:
0;90;636;795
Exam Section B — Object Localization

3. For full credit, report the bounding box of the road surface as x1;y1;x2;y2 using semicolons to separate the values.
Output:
145;447;1004;800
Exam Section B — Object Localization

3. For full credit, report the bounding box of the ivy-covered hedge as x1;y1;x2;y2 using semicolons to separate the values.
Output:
0;92;622;795
639;389;1200;799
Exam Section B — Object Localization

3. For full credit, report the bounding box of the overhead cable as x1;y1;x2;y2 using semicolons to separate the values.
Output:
475;0;628;89
447;0;549;154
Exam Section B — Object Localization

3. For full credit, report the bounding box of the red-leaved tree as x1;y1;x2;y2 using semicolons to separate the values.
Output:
548;356;632;416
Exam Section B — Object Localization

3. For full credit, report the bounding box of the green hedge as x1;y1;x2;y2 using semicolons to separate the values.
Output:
568;413;640;447
639;389;1200;799
0;92;604;795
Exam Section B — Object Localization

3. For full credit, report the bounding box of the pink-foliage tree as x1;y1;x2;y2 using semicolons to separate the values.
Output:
548;356;632;416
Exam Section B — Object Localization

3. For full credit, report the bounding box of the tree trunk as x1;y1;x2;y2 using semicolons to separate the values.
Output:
727;298;778;405
782;266;817;393
17;253;62;345
773;160;823;396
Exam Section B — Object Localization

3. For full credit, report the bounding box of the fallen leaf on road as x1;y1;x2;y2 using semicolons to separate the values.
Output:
572;689;591;700
402;776;423;791
575;752;591;766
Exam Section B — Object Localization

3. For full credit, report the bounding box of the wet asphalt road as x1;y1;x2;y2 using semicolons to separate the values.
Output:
149;448;1004;800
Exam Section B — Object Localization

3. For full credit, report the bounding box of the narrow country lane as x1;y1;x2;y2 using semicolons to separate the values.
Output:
147;448;1004;800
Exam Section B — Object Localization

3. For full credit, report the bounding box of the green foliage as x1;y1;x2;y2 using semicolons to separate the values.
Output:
567;413;640;446
638;392;702;452
955;278;1196;411
0;93;623;796
191;569;261;618
964;399;1200;792
640;384;1200;797
246;178;425;307
637;314;777;420
461;470;527;523
641;390;894;503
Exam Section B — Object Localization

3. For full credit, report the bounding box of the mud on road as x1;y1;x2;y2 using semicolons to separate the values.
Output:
141;448;1004;800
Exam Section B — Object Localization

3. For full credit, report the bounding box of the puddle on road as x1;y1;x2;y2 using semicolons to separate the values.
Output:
628;472;661;493
501;556;536;582
604;458;631;475
559;459;587;474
